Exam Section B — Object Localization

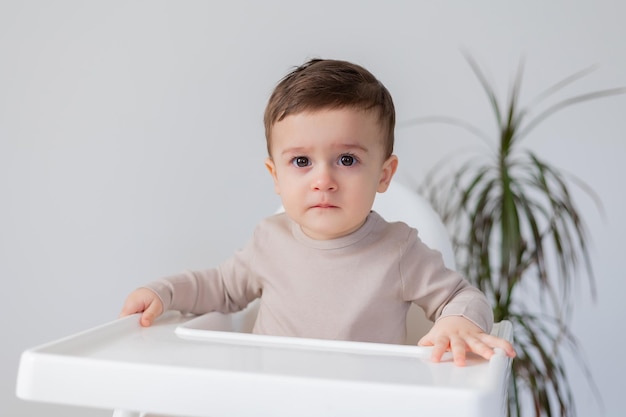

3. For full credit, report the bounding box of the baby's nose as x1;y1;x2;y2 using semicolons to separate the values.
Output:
311;165;337;191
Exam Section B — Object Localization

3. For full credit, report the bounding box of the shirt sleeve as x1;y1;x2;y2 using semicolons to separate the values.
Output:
399;228;494;332
142;233;263;315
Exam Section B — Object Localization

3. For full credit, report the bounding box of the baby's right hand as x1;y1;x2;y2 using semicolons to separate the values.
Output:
119;288;164;327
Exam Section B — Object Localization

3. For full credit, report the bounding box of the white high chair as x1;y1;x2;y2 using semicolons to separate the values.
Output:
16;181;513;417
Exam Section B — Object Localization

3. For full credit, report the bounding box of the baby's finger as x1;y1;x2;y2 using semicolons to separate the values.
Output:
450;336;468;367
463;336;495;361
429;336;450;363
119;300;143;318
479;334;517;358
140;301;163;327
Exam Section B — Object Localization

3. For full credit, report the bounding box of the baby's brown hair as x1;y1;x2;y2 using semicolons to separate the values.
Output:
264;59;395;158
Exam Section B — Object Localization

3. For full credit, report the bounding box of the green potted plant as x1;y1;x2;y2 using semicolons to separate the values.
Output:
407;53;625;417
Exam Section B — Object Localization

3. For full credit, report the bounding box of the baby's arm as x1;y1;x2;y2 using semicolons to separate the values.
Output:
418;315;516;366
119;288;164;327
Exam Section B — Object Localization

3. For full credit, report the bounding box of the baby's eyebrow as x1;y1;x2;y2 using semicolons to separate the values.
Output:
335;143;369;153
280;143;370;156
280;146;309;156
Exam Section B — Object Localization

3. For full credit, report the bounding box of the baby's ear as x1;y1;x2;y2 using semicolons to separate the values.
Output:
265;158;281;194
377;155;399;193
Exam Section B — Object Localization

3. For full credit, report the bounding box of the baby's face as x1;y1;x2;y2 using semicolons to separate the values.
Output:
265;108;397;240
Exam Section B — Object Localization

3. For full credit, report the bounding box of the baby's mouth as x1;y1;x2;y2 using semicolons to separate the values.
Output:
312;203;337;209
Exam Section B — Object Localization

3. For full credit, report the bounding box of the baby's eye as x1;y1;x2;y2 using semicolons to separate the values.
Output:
291;156;310;167
338;154;357;166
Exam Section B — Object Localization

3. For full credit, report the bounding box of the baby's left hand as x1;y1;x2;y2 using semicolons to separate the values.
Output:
418;316;516;367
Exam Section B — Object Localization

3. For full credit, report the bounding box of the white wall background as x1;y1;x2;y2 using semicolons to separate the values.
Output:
2;1;625;416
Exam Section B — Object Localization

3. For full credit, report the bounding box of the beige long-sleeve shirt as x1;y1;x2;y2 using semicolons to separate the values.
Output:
145;211;493;344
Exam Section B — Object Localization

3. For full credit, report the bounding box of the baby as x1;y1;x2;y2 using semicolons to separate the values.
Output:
120;58;516;366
